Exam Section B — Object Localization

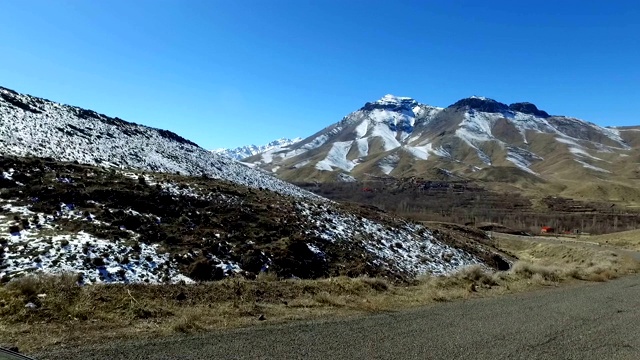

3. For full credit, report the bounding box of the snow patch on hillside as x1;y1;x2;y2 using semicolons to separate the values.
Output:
0;202;192;284
316;141;357;172
575;160;610;173
455;111;498;145
432;145;452;158
506;147;541;175
568;147;603;161
297;202;481;276
379;154;400;175
354;118;370;138
355;138;369;157
371;123;402;151
404;146;430;160
293;159;311;169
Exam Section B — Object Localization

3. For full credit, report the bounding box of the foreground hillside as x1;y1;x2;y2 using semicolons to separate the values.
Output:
0;156;508;284
0;86;314;199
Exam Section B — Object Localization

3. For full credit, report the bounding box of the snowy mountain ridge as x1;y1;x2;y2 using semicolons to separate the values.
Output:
0;86;318;199
243;94;638;182
212;137;303;160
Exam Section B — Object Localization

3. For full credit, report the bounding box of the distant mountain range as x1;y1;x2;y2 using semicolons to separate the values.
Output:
212;138;302;160
239;94;639;199
2;85;639;204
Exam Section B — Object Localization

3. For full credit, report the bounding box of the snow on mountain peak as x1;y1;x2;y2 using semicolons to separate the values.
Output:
213;137;303;160
377;94;415;104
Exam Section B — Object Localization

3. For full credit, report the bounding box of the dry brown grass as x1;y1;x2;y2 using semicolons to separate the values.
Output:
495;236;639;280
580;229;640;251
1;238;638;353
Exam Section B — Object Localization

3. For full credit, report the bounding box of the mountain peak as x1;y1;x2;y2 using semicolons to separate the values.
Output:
508;102;550;118
361;94;418;112
449;96;510;113
378;94;415;103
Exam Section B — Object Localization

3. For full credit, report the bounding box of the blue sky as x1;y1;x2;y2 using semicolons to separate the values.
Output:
1;1;638;148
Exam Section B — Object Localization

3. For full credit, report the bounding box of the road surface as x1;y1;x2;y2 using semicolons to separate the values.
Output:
35;274;640;360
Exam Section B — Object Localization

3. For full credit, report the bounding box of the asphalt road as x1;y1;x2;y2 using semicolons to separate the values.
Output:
35;274;640;360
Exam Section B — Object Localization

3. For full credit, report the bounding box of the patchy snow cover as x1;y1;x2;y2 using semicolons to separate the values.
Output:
568;147;604;161
575;160;610;173
302;132;334;151
337;173;357;182
371;122;402;151
0;87;318;200
378;154;400;175
297;202;480;276
432;145;452;158
476;149;493;166
355;138;370;157
556;137;610;162
354;118;370;138
404;145;430;160
316;141;357;172
505;147;542;175
293;159;311;169
0;202;193;284
213;137;302;160
455;111;499;146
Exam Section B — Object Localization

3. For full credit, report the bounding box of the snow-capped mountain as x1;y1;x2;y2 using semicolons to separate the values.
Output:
213;137;302;160
0;86;513;284
244;94;639;183
0;86;317;199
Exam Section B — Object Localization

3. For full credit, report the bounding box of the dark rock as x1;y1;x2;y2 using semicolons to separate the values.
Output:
491;254;511;271
449;97;509;113
188;258;225;281
0;92;41;114
509;102;550;117
258;314;266;321
360;97;416;112
175;292;187;301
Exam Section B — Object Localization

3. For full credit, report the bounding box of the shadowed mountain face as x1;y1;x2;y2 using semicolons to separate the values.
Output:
242;94;639;191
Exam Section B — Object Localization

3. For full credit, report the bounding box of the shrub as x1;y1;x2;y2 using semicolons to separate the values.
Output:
511;262;561;282
92;257;105;267
360;277;390;292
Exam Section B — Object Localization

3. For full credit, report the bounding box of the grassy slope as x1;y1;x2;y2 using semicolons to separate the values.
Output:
580;229;640;251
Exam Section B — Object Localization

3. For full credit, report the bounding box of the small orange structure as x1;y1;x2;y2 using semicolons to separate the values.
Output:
541;226;554;234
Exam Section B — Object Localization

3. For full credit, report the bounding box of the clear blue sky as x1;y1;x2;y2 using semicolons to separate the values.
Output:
1;1;638;148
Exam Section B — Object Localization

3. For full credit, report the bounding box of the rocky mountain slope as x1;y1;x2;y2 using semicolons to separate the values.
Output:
213;138;302;160
244;95;639;189
0;86;314;199
0;156;507;284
